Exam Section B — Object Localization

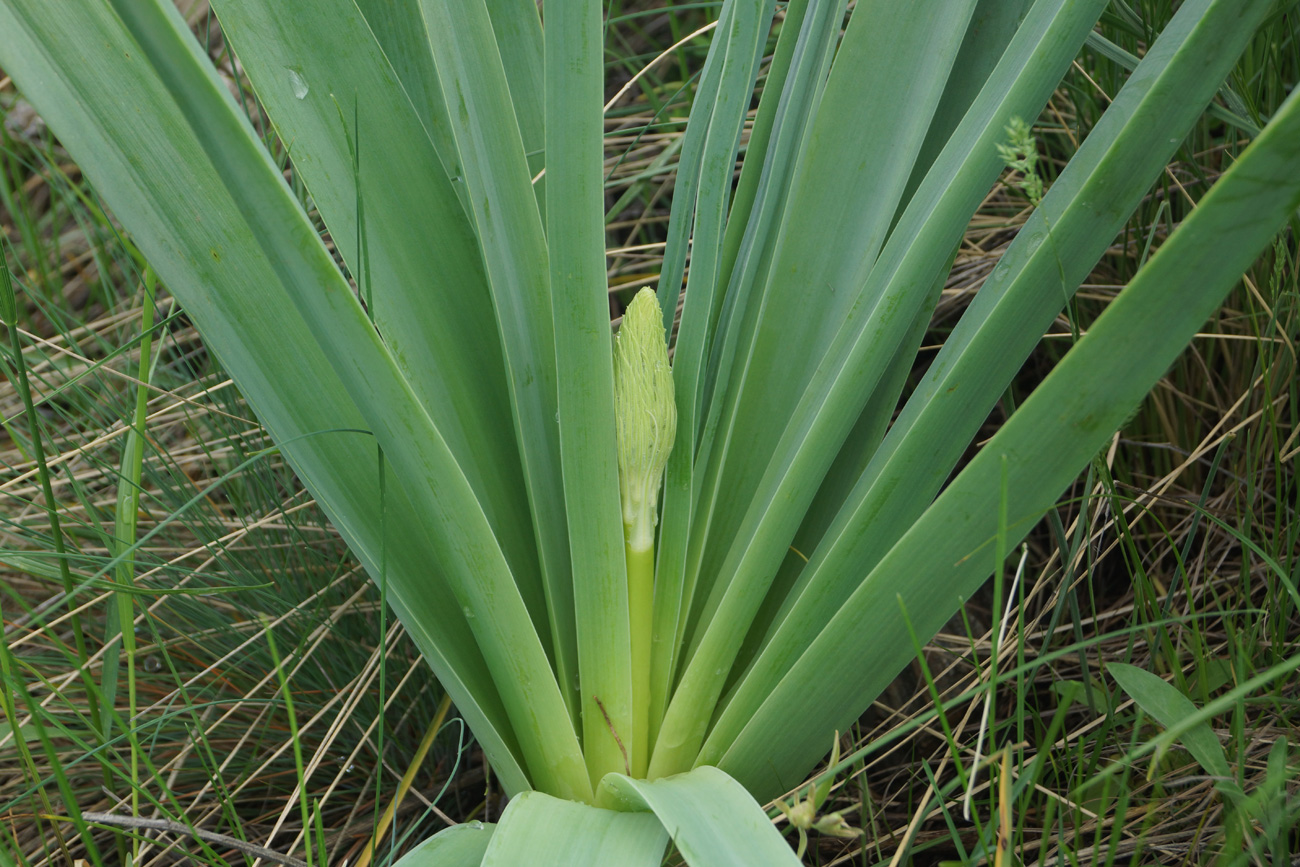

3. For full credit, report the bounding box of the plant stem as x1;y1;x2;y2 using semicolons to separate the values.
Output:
626;533;654;779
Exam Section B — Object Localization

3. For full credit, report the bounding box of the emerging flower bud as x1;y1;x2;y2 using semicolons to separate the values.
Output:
613;288;676;552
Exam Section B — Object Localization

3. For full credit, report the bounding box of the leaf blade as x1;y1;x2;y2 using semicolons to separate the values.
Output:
600;766;801;867
711;0;1281;753
480;791;668;867
717;78;1300;797
546;0;635;783
1107;663;1233;783
652;0;1109;779
207;0;550;652
389;823;496;867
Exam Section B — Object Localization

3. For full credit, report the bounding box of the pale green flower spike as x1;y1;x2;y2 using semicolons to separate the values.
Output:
614;287;676;552
613;286;675;779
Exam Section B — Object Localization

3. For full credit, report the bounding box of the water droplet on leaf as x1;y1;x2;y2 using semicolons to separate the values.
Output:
287;67;309;100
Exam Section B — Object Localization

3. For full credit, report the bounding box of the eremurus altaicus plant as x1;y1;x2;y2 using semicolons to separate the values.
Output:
2;0;1298;862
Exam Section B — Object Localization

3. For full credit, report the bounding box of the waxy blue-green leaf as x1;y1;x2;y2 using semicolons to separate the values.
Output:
390;822;496;867
714;79;1300;797
688;0;978;618
0;0;591;800
772;0;1034;591
418;0;583;773
207;0;550;650
115;0;587;799
675;0;851;665
481;791;668;867
710;0;1280;759
651;0;1109;781
680;0;979;665
486;0;546;200
0;0;534;795
601;766;801;867
648;0;778;750
545;0;635;785
5;0;1295;852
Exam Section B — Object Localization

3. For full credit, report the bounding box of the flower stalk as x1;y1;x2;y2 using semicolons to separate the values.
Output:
613;288;676;778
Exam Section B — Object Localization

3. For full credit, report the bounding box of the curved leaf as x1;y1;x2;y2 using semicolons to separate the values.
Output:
0;0;532;796
481;791;668;867
716;79;1300;797
600;766;801;867
392;823;496;867
709;0;1280;769
1107;662;1240;802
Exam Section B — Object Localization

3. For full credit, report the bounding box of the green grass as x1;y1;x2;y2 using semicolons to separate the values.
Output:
2;1;1298;864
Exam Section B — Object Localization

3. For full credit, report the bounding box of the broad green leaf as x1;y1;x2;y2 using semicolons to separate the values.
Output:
486;0;546;201
646;0;744;707
676;0;851;663
774;0;1034;593
112;0;588;801
682;0;980;664
652;0;831;738
713;0;1279;749
600;766;801;867
7;0;1296;838
652;0;734;336
417;1;581;764
0;0;593;800
203;0;550;648
353;0;546;202
648;0;778;752
390;822;496;867
351;0;459;182
1083;30;1261;137
546;0;634;783
714;79;1300;798
651;0;1108;780
727;265;946;691
899;0;1036;208
1107;662;1243;803
0;0;530;797
711;0;818;306
480;791;668;867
